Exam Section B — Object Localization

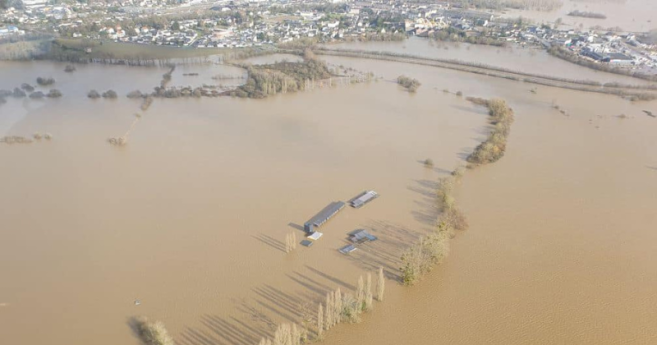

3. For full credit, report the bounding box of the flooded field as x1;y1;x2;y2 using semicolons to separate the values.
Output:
0;59;482;345
1;39;657;345
501;0;657;33
325;37;653;86
319;58;657;345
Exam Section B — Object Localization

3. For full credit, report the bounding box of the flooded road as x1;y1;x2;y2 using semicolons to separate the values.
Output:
1;38;657;345
324;37;653;86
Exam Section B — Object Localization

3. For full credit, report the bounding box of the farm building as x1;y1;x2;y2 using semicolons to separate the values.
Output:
349;190;379;208
339;244;358;254
304;201;345;233
348;229;378;243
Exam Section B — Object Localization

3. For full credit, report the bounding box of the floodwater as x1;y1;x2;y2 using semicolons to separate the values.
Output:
325;37;654;86
501;0;657;33
2;39;657;345
319;56;657;345
0;59;482;345
241;53;303;65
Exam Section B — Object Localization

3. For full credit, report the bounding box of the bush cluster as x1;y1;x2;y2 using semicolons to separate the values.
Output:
21;83;34;92
29;91;45;99
36;77;55;86
87;90;100;99
396;75;421;92
47;89;62;98
102;90;118;99
13;88;26;98
134;317;174;345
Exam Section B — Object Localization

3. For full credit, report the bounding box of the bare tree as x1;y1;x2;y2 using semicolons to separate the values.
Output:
317;304;324;339
285;234;291;253
298;301;313;342
273;324;291;345
356;276;365;312
365;273;373;311
325;293;333;330
285;232;298;253
376;267;385;301
334;288;343;325
291;324;300;345
340;293;361;323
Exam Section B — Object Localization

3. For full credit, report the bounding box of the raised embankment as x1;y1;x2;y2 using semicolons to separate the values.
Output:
308;48;657;101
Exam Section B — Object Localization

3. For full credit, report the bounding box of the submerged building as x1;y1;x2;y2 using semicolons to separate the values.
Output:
350;190;378;208
304;201;345;233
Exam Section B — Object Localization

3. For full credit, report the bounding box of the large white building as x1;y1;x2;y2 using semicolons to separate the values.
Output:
22;0;48;8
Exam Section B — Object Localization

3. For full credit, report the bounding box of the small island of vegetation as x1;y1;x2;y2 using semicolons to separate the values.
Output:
397;75;421;92
36;77;55;86
233;49;333;99
102;90;118;99
87;90;100;99
12;88;26;98
29;91;44;99
21;83;35;92
47;89;62;98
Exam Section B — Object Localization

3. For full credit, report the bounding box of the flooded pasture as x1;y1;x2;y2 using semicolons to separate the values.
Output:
319;57;657;345
1;38;657;345
501;0;657;33
0;58;482;345
325;37;654;86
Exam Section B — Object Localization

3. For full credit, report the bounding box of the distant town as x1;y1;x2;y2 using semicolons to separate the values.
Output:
1;0;656;74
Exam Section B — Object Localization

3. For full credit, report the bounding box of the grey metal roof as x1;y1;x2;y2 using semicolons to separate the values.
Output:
307;201;345;227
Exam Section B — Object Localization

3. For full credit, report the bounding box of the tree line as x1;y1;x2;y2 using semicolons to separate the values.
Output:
466;98;515;165
430;29;508;48
135;268;386;345
400;170;468;285
400;97;515;285
567;11;607;19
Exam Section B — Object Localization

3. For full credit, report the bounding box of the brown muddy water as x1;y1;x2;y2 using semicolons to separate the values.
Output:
320;57;657;345
324;37;654;86
501;0;657;33
1;45;657;345
0;59;482;345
